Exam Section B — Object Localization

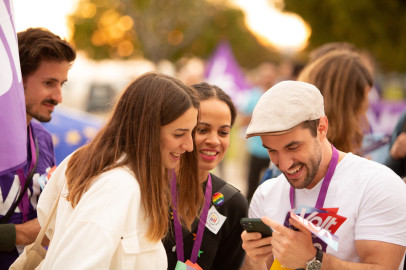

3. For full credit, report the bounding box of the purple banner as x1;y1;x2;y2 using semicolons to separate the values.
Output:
204;41;252;109
367;101;406;135
0;0;27;174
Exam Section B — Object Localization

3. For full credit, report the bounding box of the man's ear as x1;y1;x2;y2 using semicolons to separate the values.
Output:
317;116;328;139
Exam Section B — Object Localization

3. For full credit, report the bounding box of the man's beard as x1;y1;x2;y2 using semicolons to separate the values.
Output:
26;99;58;123
285;142;322;189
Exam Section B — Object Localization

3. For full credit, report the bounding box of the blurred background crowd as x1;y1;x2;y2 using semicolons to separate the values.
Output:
12;0;406;196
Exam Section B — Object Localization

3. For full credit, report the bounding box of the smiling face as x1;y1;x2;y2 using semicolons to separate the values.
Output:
261;124;324;189
160;107;198;169
23;60;69;124
195;99;232;175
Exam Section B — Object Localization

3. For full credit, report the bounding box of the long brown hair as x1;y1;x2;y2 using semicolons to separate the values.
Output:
298;50;373;153
65;72;203;240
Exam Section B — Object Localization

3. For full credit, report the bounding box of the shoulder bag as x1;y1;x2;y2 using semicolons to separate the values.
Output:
9;183;63;270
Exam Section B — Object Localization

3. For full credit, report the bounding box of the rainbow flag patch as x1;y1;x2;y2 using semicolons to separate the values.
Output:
212;192;224;206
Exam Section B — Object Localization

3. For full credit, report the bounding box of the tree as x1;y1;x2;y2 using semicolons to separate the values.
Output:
282;0;406;72
69;0;280;68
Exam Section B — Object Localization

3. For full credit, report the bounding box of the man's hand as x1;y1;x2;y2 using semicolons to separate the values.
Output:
15;218;41;245
390;133;406;160
263;214;316;269
241;223;273;269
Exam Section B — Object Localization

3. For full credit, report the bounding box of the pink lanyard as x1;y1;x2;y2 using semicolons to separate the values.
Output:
16;125;36;222
289;145;339;209
170;170;212;264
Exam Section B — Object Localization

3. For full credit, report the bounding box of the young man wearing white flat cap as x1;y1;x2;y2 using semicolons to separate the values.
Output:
240;80;406;270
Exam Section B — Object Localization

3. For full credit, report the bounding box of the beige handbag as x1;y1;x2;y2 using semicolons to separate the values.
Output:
9;186;62;270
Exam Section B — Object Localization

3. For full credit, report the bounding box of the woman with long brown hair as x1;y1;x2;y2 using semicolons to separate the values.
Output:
35;72;203;269
297;49;373;154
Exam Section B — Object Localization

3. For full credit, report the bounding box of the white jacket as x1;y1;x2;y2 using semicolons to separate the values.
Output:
37;156;167;269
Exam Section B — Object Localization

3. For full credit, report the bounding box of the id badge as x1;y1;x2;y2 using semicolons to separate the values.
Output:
270;258;294;270
185;260;203;270
206;205;226;234
175;261;196;270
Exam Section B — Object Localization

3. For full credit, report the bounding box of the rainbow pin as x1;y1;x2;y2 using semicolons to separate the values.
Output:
212;192;224;206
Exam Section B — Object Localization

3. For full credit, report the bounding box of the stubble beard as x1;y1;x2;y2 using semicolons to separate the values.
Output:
26;105;52;123
286;142;322;189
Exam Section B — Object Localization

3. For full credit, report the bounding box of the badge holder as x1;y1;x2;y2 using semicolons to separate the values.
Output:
175;260;203;270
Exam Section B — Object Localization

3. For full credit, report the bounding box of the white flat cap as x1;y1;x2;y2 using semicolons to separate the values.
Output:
246;80;325;138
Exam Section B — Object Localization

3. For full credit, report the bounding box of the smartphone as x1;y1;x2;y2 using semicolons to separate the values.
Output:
240;218;273;238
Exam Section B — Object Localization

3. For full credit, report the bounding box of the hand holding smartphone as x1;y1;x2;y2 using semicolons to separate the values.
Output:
240;218;273;238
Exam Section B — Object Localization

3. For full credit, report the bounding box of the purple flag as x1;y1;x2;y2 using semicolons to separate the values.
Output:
0;0;27;174
367;100;406;135
204;41;252;109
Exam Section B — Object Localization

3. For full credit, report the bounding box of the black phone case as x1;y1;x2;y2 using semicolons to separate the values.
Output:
240;218;273;237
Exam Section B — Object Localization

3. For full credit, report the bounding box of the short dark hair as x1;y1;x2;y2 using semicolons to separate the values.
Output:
18;27;76;77
301;119;320;137
191;82;237;126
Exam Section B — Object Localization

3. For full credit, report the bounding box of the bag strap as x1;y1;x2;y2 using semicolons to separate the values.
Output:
0;138;39;224
33;182;64;247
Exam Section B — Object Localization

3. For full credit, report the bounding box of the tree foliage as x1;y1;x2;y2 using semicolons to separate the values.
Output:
69;0;280;68
283;0;406;72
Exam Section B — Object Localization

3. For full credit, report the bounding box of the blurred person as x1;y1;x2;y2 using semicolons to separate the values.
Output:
276;59;295;81
385;110;406;178
241;80;406;270
163;82;248;269
308;42;357;63
309;41;379;102
297;49;374;154
0;27;76;269
309;42;376;76
34;72;203;269
177;57;205;85
240;62;277;202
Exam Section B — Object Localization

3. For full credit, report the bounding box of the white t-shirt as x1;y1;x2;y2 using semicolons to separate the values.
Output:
36;156;167;270
250;153;406;269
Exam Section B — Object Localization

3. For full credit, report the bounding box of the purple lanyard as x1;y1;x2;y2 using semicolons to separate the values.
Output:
16;125;36;222
289;145;339;209
171;170;212;264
